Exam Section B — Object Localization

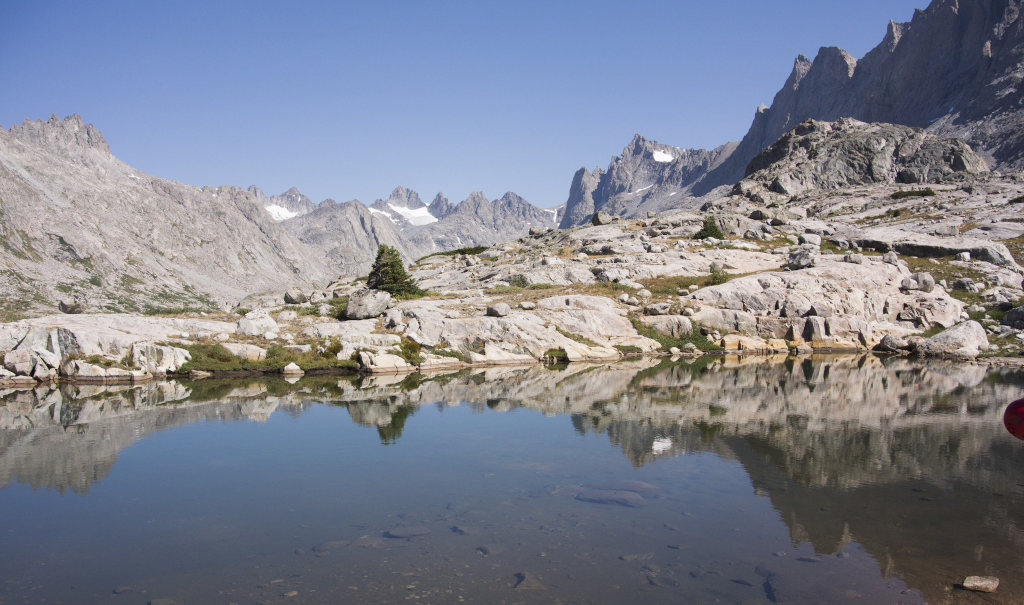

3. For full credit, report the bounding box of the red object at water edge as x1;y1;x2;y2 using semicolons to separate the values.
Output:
1004;399;1024;440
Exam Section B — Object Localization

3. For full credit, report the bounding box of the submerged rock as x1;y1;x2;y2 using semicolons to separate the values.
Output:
962;576;999;593
589;480;659;493
575;489;646;507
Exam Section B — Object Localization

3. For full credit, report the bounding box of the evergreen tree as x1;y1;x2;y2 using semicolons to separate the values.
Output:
367;245;424;298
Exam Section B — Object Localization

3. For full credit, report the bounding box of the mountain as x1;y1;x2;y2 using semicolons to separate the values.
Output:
0;114;331;316
368;186;436;229
562;0;1024;226
276;198;413;278
405;190;560;256
559;135;737;228
250;186;317;221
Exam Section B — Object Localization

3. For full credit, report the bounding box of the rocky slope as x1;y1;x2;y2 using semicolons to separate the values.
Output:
561;0;1024;226
735;118;990;200
0;114;332;317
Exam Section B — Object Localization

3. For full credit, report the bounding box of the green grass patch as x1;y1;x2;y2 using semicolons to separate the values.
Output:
175;343;359;374
486;285;522;295
556;326;599;347
614;345;642;355
631;319;722;351
431;347;470;363
144;305;214;316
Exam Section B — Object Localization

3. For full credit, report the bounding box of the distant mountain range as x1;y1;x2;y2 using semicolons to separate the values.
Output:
3;0;1022;313
561;0;1024;226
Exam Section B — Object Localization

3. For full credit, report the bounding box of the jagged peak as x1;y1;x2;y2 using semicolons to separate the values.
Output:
812;46;858;78
380;186;424;209
497;191;526;205
8;113;111;156
884;19;906;51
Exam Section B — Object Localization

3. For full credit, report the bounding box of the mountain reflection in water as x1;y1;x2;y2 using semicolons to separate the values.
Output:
1;355;1023;604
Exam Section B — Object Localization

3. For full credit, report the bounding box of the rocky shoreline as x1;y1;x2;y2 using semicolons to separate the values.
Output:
6;171;1024;386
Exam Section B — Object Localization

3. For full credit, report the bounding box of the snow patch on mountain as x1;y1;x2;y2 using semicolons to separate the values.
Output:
388;204;438;226
652;150;673;163
266;204;299;221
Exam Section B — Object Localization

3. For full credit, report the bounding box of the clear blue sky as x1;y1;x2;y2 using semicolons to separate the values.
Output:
1;0;927;208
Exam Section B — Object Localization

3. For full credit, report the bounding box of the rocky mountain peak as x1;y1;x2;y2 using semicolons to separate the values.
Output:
7;113;111;158
428;193;454;219
251;186;317;222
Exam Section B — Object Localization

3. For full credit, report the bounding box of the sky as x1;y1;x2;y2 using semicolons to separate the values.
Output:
1;0;928;208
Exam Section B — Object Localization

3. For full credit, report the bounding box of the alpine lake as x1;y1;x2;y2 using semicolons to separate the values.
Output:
2;355;1023;605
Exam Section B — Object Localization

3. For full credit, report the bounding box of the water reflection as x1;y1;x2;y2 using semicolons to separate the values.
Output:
1;355;1022;603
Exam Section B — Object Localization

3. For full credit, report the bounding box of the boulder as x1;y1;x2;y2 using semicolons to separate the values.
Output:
283;288;308;304
4;350;38;376
236;309;279;336
486;303;512;317
952;278;980;293
882;251;899;266
644;303;671;316
591;211;614;226
282;362;304;375
529;226;546;236
130;344;191;375
58;295;85;314
798;233;822;246
344;289;392;320
844;253;865;264
639;316;693;339
877;334;909;352
786;249;817;270
900;272;936;293
917;321;988;357
277;310;298;322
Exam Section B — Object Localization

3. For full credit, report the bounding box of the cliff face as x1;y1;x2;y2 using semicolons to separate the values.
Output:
563;0;1024;225
729;0;1024;173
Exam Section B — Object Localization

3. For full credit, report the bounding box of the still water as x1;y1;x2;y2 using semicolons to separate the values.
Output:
2;356;1023;605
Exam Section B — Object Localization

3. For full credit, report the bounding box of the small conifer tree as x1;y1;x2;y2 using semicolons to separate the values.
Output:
693;215;725;240
367;245;424;298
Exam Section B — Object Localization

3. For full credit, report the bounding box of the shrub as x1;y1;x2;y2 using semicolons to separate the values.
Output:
399;338;424;365
234;308;251;316
891;188;936;200
416;246;490;262
707;268;730;285
367;245;425;298
543;348;569;362
693;215;725;240
1010;195;1024;205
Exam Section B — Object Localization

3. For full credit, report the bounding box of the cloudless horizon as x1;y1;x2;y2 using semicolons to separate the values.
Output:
2;0;928;208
